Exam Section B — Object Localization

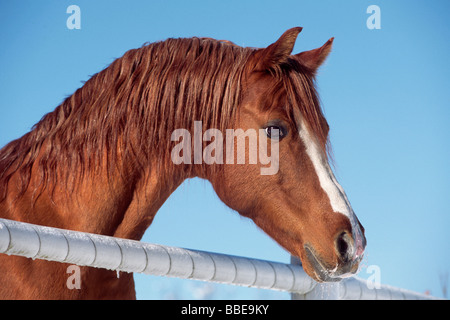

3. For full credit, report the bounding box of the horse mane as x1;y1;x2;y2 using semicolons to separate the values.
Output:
0;36;329;201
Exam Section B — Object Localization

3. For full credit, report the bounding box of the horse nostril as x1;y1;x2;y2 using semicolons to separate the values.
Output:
335;232;353;263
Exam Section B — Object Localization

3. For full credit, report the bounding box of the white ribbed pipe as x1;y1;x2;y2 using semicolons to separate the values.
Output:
0;218;441;299
290;257;439;300
338;276;437;300
0;218;315;294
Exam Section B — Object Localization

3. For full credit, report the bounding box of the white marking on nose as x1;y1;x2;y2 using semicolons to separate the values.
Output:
298;119;364;257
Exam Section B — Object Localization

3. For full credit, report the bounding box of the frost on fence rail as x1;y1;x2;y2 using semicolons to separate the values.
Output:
0;218;440;300
0;218;315;294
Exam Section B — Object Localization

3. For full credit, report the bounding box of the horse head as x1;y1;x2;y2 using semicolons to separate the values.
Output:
208;28;366;282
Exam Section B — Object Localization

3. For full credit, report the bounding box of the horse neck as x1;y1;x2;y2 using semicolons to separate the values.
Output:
110;163;187;240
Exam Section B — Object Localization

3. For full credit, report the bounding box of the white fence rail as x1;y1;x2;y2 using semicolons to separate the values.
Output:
0;218;439;300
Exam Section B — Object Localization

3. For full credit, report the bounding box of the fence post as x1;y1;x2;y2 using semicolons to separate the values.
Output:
290;255;314;299
290;256;305;299
290;255;340;300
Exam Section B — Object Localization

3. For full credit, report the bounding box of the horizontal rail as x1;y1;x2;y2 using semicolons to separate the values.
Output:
293;275;438;300
0;218;440;299
0;218;315;293
337;277;437;300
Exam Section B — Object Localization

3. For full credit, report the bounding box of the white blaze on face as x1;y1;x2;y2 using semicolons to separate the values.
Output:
298;119;365;259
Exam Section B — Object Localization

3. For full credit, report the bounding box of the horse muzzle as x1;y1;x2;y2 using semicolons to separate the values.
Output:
304;230;366;282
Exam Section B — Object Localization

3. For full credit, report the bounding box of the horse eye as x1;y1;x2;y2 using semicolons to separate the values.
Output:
265;124;287;140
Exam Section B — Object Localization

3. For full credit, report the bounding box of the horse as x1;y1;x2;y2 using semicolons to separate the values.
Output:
0;27;366;299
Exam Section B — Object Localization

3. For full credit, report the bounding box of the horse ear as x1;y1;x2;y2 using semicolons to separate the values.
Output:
253;27;303;71
294;37;334;73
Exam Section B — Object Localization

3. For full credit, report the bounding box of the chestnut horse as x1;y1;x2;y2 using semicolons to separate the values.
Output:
0;27;366;299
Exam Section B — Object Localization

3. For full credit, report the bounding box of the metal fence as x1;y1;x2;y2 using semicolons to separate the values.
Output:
0;218;439;300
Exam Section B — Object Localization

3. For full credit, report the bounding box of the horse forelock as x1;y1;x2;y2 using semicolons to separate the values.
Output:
284;64;331;161
260;58;331;161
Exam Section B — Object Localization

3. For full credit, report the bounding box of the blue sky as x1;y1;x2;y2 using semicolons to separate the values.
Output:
0;1;449;299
